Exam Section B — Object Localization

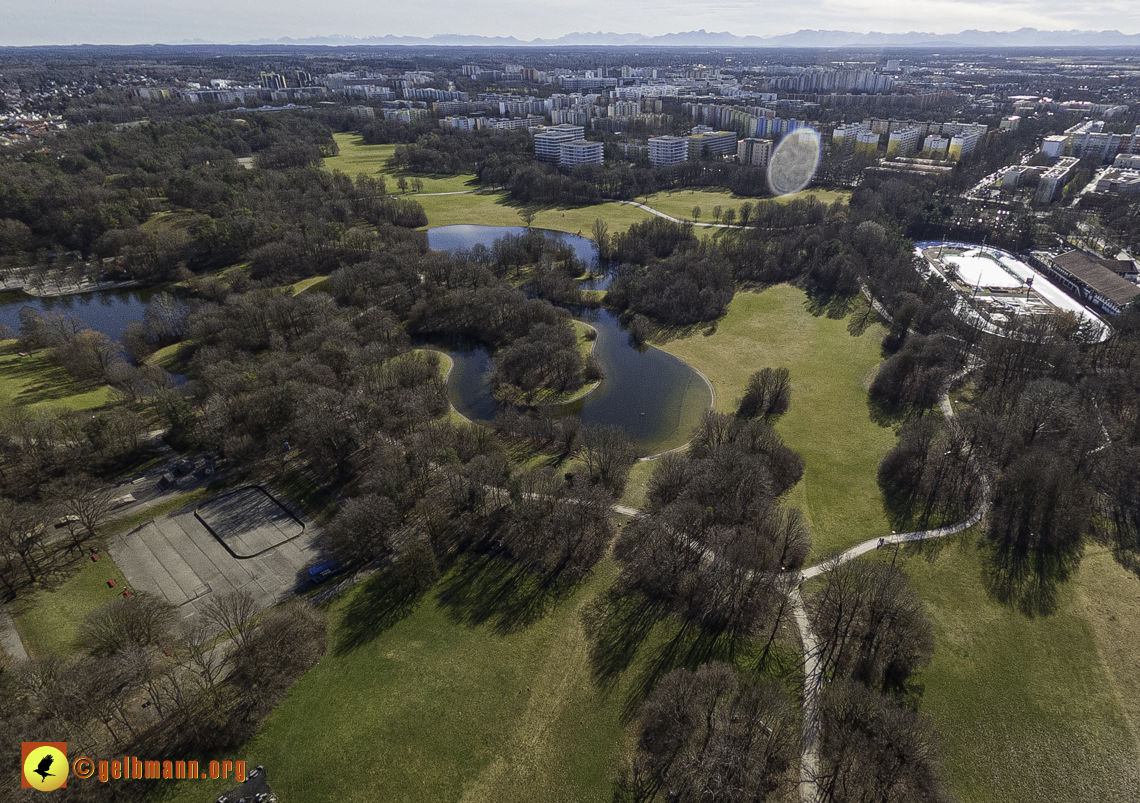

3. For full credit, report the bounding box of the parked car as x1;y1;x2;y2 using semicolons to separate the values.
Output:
174;459;194;476
156;473;175;490
308;560;341;584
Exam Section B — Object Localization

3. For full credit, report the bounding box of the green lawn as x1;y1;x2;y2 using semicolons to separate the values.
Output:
639;187;850;222
140;209;196;235
653;285;896;558
0;339;114;410
159;550;799;803
10;552;130;658
896;534;1140;803
161;558;633;803
148;340;195;374
324;134;480;194
288;275;329;296
414;190;653;236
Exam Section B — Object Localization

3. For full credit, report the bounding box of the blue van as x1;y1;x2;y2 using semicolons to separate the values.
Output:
308;560;340;584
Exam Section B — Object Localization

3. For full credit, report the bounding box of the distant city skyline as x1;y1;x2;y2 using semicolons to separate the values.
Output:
2;1;1140;47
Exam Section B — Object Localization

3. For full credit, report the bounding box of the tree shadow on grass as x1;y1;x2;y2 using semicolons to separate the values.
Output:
334;567;427;656
980;538;1081;618
2;353;101;405
620;623;736;723
865;392;909;430
583;589;666;692
803;292;857;320
435;554;576;636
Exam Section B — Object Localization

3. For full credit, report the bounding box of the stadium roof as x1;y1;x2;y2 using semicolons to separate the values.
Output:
1051;250;1140;309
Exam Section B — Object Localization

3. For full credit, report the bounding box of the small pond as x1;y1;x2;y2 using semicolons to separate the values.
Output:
0;285;166;342
429;225;712;456
427;225;611;289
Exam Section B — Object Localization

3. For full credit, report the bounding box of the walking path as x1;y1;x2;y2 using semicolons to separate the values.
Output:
787;357;990;802
613;199;743;230
0;604;28;663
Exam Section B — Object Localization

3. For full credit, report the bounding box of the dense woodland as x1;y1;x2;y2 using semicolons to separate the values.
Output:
3;103;1140;803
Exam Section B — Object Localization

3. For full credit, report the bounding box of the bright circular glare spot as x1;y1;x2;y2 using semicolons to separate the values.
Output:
767;128;821;196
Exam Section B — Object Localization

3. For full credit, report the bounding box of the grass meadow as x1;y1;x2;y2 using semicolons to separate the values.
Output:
895;534;1140;803
0;339;114;411
654;284;897;558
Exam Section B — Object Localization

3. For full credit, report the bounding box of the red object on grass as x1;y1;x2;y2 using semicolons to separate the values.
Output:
107;579;116;588
123;589;133;597
91;552;100;562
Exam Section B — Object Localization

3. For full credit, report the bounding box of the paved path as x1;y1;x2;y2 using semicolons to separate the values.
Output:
0;604;28;663
787;359;990;802
613;199;743;230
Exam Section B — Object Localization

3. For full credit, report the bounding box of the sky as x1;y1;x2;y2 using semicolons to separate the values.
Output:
1;0;1139;46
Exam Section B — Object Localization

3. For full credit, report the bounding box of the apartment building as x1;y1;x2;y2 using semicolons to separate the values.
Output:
533;124;586;163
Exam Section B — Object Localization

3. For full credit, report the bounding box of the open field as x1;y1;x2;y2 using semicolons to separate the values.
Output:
161;558;631;803
10;553;130;658
159;551;799;803
323;134;479;194
140;209;196;235
895;534;1140;803
0;339;114;410
288;275;329;296
414;190;653;235
653;285;896;558
639;187;850;222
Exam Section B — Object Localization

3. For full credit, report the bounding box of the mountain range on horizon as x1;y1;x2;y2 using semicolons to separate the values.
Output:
243;27;1140;48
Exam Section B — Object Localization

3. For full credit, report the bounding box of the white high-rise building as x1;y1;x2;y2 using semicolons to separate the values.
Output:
648;135;690;168
533;124;585;163
559;139;604;170
887;127;923;158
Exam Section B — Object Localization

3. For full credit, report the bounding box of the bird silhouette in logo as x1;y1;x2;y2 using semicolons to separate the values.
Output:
33;753;56;783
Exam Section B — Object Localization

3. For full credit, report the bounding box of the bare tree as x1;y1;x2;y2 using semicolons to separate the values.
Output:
809;559;934;691
627;662;799;803
591;217;610;261
818;679;952;803
77;592;177;657
48;474;119;547
0;498;46;586
578;423;639;496
737;367;791;420
202;588;258;647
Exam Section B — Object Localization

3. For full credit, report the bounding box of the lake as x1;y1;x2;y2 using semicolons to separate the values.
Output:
429;226;711;456
0;285;165;342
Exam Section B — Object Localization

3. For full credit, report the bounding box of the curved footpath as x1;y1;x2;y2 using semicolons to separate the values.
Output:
610;355;990;801
613;199;743;229
788;361;990;802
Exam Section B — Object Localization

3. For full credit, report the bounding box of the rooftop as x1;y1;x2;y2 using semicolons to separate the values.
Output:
1051;250;1140;308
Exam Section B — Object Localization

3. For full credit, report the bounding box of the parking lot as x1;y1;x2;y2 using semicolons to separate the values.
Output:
109;485;321;627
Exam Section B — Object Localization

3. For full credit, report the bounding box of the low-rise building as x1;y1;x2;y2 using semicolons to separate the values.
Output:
1095;168;1140;195
1036;157;1081;203
1034;249;1140;314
